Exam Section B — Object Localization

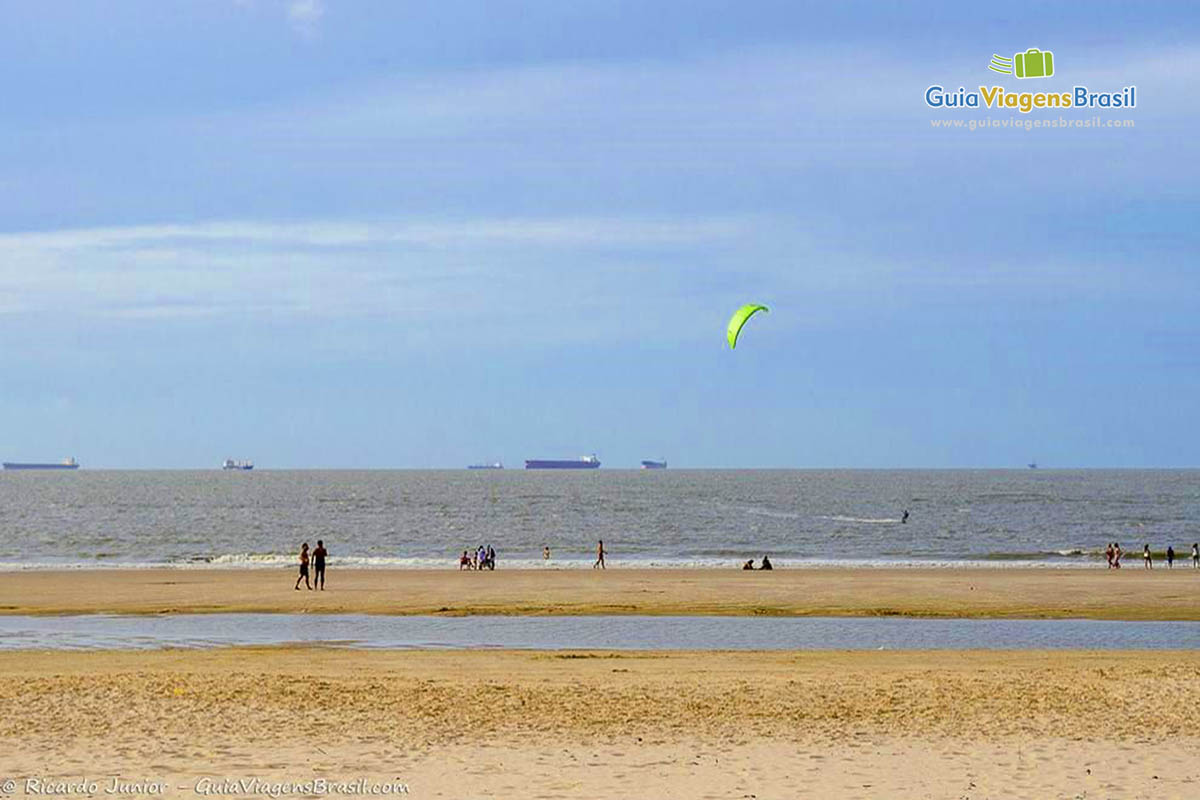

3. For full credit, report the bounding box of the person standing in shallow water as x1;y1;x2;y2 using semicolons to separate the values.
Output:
312;540;327;590
1143;544;1152;569
1193;543;1199;568
294;543;310;590
1167;545;1175;569
594;539;606;569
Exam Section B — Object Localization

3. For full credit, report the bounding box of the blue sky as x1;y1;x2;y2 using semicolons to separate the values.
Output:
1;1;1197;468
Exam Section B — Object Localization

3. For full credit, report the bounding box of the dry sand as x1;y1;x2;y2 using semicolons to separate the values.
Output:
2;566;1199;619
4;648;1200;798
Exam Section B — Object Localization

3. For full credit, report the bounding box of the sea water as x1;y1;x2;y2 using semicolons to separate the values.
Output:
0;469;1196;569
1;614;1197;651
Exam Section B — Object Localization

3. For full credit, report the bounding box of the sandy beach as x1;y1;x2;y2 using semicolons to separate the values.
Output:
2;566;1199;619
2;647;1199;798
7;568;1199;797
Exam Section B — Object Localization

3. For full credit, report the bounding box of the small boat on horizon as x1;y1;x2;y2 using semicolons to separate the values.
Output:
525;455;601;470
2;457;79;470
641;459;667;469
222;459;254;471
468;462;504;470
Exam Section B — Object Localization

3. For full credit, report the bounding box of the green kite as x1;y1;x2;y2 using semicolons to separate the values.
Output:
727;303;768;349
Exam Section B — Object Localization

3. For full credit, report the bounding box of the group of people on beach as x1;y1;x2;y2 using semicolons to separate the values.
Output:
742;556;773;570
453;540;607;569
1106;542;1199;569
294;540;327;590
459;545;497;570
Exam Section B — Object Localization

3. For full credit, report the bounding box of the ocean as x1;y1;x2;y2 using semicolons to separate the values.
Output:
0;469;1195;570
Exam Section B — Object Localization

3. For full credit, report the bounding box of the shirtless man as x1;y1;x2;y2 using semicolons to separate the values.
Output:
294;543;310;591
312;540;327;590
594;539;606;569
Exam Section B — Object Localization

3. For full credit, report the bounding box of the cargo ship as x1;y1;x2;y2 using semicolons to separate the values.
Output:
640;459;667;469
222;459;254;471
3;457;79;470
468;462;504;470
525;454;600;470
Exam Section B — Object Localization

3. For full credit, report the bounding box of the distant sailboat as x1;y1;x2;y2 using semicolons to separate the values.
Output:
1028;461;1039;469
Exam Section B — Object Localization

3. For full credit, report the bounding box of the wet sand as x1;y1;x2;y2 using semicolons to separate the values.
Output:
3;648;1200;798
2;566;1199;619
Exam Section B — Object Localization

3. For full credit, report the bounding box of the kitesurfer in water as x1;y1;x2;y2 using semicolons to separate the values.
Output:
902;509;910;524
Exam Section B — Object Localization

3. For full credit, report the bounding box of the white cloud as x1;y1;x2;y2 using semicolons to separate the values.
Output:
0;216;752;327
286;0;324;38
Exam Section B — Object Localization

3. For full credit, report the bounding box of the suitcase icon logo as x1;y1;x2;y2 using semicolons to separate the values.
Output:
988;48;1055;79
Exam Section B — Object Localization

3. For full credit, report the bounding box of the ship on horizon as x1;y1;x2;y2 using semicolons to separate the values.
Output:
641;459;667;469
525;454;601;470
3;457;79;470
468;461;504;470
222;459;254;471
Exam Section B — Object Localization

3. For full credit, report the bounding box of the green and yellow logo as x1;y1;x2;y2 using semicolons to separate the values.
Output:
990;48;1055;78
925;46;1135;115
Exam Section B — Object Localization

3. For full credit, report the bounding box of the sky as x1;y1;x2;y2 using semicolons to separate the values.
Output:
0;1;1197;468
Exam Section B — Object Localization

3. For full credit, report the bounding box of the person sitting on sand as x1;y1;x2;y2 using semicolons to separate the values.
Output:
459;550;472;570
1105;542;1114;569
313;540;327;590
294;543;310;591
1143;544;1152;569
594;539;606;569
1167;545;1175;569
759;555;773;570
743;559;755;570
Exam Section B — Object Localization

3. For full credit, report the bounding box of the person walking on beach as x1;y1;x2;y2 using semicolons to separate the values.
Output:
543;546;551;561
312;540;327;589
294;543;310;590
486;545;496;571
594;539;607;569
1143;544;1152;569
1192;543;1199;568
1113;543;1123;568
1167;545;1175;569
1105;542;1115;569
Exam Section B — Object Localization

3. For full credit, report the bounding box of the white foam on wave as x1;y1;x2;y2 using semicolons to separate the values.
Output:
712;503;803;520
820;515;902;524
